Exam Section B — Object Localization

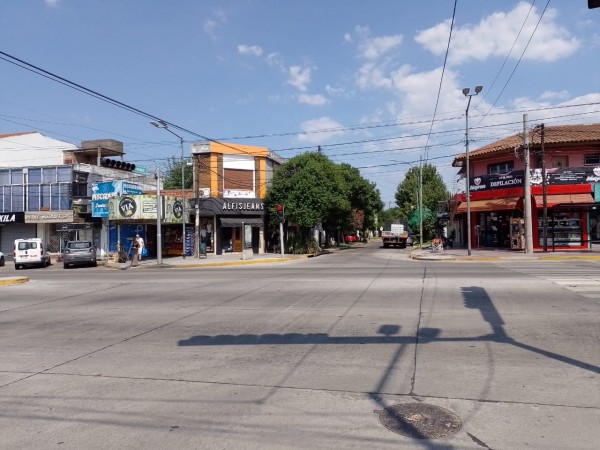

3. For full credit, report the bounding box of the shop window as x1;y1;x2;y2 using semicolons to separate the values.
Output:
488;161;514;174
28;168;42;183
551;156;567;168
11;169;23;184
0;170;9;185
584;154;600;166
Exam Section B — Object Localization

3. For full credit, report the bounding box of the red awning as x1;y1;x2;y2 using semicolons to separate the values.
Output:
533;193;595;208
456;197;521;212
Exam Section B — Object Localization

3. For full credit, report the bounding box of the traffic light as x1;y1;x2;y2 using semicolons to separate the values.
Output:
276;204;284;222
101;158;136;171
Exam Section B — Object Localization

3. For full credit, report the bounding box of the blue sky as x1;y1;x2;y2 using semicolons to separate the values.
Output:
1;0;599;207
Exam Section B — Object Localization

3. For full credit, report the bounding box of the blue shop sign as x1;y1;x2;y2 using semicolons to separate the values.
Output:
91;181;142;218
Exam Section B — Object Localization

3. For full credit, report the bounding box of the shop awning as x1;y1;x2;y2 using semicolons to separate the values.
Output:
456;197;521;212
533;193;595;208
220;218;264;228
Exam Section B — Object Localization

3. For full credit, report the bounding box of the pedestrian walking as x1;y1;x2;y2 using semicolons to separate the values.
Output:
129;237;140;267
136;234;144;261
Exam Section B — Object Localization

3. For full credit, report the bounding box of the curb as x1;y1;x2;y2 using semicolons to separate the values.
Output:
105;255;307;270
0;276;30;286
409;251;600;262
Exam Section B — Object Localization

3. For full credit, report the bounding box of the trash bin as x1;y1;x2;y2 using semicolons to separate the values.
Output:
199;242;207;258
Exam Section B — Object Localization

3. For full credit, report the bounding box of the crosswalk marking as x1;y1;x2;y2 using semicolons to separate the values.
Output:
498;263;600;300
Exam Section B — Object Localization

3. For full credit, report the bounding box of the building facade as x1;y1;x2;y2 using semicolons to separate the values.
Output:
190;141;284;256
451;123;600;251
0;134;156;258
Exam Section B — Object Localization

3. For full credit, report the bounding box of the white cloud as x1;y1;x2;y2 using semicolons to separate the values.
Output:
237;44;263;57
203;9;228;40
344;33;352;43
416;2;579;65
45;0;61;7
325;84;346;97
287;65;312;92
539;90;569;101
298;94;328;106
298;117;345;143
359;34;403;60
355;62;393;90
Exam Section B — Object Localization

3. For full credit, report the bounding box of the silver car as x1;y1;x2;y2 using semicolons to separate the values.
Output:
63;241;97;268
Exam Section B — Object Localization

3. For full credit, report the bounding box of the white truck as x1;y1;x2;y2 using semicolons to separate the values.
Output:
381;220;409;248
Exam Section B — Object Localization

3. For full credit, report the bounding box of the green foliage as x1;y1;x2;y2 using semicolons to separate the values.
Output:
265;152;383;235
394;163;449;239
379;207;405;223
163;158;193;190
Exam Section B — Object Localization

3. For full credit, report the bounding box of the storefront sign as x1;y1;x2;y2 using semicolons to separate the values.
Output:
25;210;74;223
470;167;600;192
108;195;183;223
91;181;142;218
0;212;24;223
56;223;92;231
192;198;266;216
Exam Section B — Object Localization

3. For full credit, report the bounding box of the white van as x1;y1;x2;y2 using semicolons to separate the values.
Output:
13;238;51;270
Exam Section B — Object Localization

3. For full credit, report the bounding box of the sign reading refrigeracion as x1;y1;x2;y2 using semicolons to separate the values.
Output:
91;181;142;218
108;195;183;223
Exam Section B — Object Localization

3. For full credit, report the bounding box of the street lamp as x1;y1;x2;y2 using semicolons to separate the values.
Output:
462;85;483;256
150;120;187;259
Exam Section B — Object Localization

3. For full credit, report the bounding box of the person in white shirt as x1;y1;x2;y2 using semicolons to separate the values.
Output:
136;234;144;260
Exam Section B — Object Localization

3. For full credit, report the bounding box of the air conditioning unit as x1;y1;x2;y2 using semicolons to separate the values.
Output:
197;188;210;198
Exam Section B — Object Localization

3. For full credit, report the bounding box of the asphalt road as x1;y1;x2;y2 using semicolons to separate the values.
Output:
1;246;599;449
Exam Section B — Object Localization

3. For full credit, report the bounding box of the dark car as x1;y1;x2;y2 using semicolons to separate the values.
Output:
63;241;97;268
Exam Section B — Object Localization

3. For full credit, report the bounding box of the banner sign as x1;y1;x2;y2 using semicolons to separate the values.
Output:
469;166;600;192
91;181;142;218
0;212;25;224
108;195;183;223
190;197;266;216
25;210;74;223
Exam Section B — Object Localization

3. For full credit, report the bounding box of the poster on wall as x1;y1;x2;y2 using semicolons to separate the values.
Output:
91;181;142;218
108;195;183;223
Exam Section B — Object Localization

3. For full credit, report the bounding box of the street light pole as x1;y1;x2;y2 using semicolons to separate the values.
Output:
462;85;483;256
155;166;163;265
151;120;187;259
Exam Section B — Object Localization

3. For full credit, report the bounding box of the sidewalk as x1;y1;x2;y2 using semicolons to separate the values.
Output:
410;246;600;261
106;250;309;270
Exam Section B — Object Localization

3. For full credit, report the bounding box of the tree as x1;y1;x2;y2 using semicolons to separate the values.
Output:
266;153;350;229
265;152;383;246
394;163;449;239
162;158;193;190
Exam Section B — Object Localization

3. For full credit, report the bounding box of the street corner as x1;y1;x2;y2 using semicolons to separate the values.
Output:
409;250;459;261
0;276;30;286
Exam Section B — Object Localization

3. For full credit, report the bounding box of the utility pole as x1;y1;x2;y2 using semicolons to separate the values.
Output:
523;114;534;253
540;124;548;252
155;166;163;265
419;154;423;250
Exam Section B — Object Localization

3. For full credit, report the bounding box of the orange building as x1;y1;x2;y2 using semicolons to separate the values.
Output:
190;141;284;255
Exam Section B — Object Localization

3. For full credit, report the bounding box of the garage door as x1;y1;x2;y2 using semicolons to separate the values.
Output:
0;224;36;260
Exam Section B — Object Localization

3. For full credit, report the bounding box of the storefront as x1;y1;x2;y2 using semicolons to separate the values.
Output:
192;198;266;255
455;169;598;251
107;194;185;259
0;212;34;256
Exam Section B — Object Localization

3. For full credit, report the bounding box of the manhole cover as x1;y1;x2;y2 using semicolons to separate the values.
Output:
375;403;462;439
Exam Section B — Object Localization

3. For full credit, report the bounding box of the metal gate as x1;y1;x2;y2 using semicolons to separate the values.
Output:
47;229;77;253
0;224;36;259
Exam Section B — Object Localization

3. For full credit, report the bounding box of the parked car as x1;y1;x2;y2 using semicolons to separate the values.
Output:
0;251;5;267
63;241;98;268
14;238;51;270
344;234;358;243
406;232;414;246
